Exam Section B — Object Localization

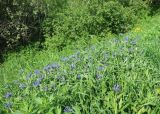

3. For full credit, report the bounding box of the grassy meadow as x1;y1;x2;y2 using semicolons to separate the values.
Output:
0;0;160;113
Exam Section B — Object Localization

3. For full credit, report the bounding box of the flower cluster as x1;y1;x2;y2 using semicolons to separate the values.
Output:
0;36;144;113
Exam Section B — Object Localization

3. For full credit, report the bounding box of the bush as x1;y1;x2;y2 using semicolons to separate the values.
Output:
96;1;136;34
0;0;46;53
43;0;137;49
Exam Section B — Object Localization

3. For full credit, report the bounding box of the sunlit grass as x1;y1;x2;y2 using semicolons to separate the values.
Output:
0;14;160;113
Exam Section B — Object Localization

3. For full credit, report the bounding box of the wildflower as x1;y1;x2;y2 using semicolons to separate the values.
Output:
56;76;61;81
51;63;60;69
124;36;129;42
61;57;69;62
113;84;121;93
70;63;76;69
19;83;26;90
4;102;12;109
33;80;41;87
98;66;105;71
64;106;73;112
34;70;40;75
4;92;12;99
96;74;103;80
77;74;81;80
43;65;51;72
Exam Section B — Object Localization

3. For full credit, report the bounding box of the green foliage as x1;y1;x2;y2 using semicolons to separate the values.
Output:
119;0;149;17
0;35;160;113
1;13;160;114
0;0;46;54
43;0;148;50
96;1;136;33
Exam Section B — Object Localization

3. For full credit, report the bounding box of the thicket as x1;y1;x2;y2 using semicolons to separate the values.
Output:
0;0;67;61
0;0;159;60
43;0;150;49
0;0;47;48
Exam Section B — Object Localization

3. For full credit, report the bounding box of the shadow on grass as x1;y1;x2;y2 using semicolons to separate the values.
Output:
149;1;160;16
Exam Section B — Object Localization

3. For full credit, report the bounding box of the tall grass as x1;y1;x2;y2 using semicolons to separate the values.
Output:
1;32;160;113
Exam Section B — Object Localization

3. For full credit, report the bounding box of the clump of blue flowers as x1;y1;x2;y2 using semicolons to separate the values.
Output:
113;84;121;93
4;92;12;99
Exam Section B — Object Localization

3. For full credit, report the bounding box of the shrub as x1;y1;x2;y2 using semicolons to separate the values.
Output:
43;0;137;49
0;0;46;52
96;1;136;34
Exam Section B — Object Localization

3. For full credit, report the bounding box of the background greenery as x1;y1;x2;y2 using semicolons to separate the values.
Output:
0;0;155;56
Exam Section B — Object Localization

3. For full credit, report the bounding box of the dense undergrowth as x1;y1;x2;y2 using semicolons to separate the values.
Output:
0;0;153;57
0;14;160;113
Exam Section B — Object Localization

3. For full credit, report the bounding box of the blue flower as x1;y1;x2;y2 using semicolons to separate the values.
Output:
4;102;12;109
51;63;60;69
124;36;129;42
113;84;121;93
32;80;41;87
98;66;105;71
43;65;50;72
70;63;76;69
57;76;65;82
77;74;81;80
61;57;69;62
34;70;40;75
19;83;26;89
4;92;12;98
64;106;73;112
56;76;61;81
